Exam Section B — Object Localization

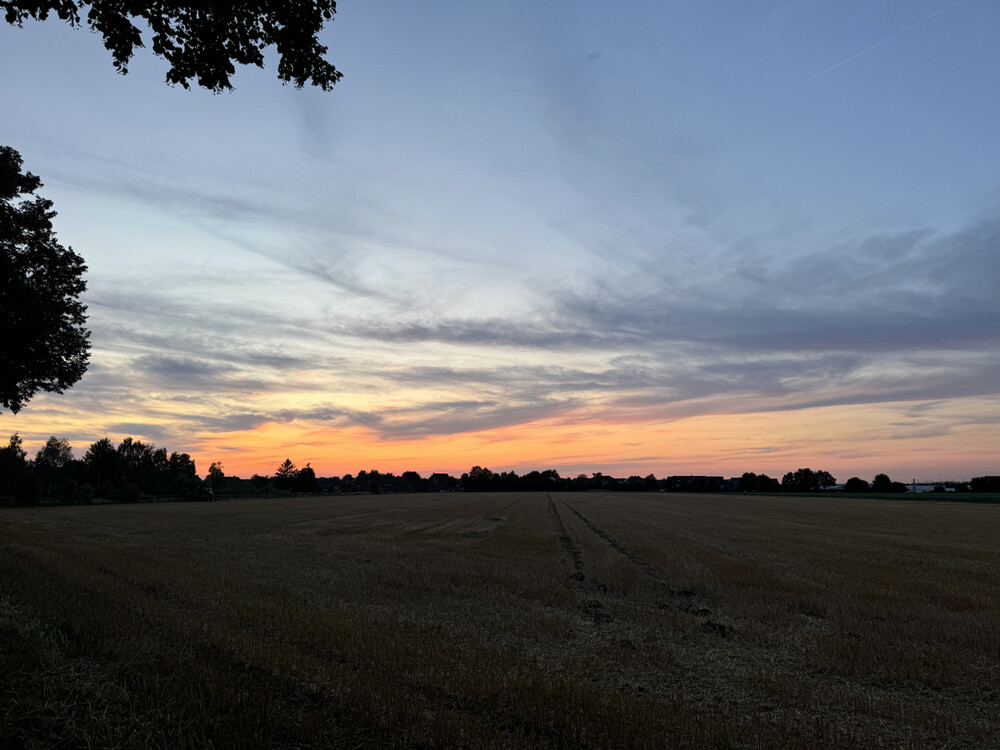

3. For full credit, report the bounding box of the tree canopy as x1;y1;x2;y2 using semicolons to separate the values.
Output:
1;146;90;413
780;468;836;493
2;0;342;91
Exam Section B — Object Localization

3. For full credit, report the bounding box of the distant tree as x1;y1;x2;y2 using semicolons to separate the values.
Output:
401;470;426;492
365;469;381;494
115;437;157;497
34;436;72;467
464;465;496;491
161;451;199;499
756;474;780;492
781;468;834;492
58;458;92;503
871;473;894;493
844;477;870;493
33;436;72;498
117;436;153;468
871;473;907;494
274;458;298;490
815;470;836;489
782;468;816;492
293;463;317;493
83;437;119;495
521;470;543;491
624;475;643;491
740;472;758;492
540;469;561;488
970;476;1000;493
1;146;90;413
2;1;342;92
250;473;271;494
168;452;197;478
0;433;29;499
207;461;226;491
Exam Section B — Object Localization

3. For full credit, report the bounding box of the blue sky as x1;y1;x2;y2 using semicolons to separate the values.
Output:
2;1;998;480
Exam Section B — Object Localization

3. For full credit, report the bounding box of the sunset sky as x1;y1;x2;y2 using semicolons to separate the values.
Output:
3;1;998;481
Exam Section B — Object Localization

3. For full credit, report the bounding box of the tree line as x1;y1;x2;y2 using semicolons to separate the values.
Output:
1;433;996;506
0;433;201;504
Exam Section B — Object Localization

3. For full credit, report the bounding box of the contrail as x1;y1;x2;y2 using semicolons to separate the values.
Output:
805;1;961;82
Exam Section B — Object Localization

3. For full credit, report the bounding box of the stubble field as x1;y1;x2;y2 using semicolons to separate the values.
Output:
1;491;998;748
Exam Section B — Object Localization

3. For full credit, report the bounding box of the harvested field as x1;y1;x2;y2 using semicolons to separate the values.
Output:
1;492;998;748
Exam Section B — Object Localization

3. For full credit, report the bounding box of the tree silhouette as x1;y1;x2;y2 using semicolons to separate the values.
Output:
871;473;907;494
83;437;118;494
1;146;90;413
0;433;29;498
781;468;835;492
3;4;343;410
274;458;298;489
33;435;72;497
871;473;893;493
3;1;342;92
207;461;226;490
293;463;317;493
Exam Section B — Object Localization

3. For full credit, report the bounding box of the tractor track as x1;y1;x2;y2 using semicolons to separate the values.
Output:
547;494;585;582
548;495;614;624
550;494;715;620
558;497;664;585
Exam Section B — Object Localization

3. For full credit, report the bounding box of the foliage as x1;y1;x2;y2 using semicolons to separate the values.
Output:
2;0;342;92
250;474;272;493
83;436;118;493
168;451;196;478
0;433;27;494
207;461;226;490
871;473;908;494
34;436;72;469
33;435;73;498
781;467;836;492
970;476;1000;492
0;146;90;413
740;472;780;492
273;458;297;490
292;463;317;493
0;435;202;503
844;476;870;493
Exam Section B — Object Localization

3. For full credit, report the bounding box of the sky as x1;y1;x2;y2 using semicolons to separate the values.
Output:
2;0;999;482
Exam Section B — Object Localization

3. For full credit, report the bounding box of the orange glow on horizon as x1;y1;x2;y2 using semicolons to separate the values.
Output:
180;398;999;482
2;395;996;483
